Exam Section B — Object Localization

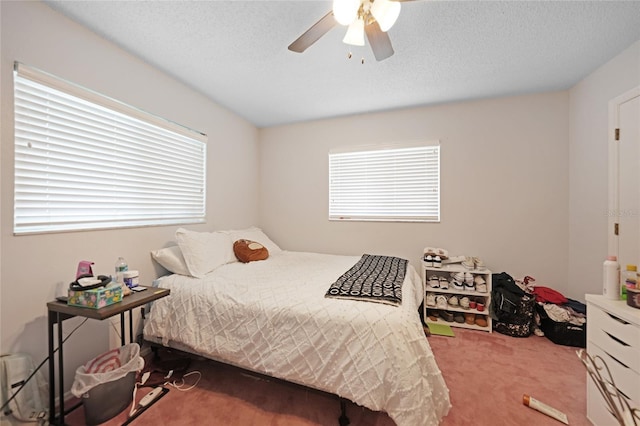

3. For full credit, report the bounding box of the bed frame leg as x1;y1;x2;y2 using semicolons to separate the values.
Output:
338;398;350;426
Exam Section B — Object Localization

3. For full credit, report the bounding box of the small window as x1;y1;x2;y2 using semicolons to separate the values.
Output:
13;63;207;235
329;142;440;222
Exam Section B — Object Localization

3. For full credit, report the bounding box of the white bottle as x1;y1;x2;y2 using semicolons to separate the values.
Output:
603;255;620;300
114;257;128;285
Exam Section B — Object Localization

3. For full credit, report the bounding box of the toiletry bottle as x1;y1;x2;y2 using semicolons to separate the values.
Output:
603;255;620;300
623;264;637;300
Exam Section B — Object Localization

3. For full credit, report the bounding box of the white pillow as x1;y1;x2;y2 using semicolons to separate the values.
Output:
225;227;282;254
175;228;235;278
151;246;190;276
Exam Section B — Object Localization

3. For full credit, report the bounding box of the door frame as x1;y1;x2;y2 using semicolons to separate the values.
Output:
608;85;640;258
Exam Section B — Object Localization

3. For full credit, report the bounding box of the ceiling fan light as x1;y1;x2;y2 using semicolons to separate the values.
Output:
371;0;401;32
333;0;360;26
343;18;365;46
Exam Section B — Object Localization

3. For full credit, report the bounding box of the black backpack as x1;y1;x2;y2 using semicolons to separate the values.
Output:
491;272;536;337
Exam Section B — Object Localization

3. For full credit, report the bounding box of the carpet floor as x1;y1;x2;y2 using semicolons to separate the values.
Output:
62;328;589;426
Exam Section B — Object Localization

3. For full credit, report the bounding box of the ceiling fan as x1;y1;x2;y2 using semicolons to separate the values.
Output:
288;0;412;62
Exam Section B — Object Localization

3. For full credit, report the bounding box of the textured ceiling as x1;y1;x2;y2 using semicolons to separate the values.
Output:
44;0;640;128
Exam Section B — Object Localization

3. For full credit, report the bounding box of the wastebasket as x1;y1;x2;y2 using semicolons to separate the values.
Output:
71;343;144;425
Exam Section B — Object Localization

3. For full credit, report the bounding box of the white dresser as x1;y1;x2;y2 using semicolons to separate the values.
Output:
585;294;640;426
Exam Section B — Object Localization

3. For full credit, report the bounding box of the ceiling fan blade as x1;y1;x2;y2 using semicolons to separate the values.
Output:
288;11;338;53
365;20;394;61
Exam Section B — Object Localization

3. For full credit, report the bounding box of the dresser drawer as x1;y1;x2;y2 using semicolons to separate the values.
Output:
588;327;640;374
587;378;621;426
588;305;640;353
587;341;640;404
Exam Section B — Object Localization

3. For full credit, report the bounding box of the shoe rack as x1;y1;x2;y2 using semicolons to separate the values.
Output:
423;262;492;333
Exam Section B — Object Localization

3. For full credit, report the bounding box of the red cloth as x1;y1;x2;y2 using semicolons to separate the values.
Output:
532;286;568;304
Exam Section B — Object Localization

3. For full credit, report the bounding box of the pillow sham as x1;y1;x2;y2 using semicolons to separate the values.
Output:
175;228;235;278
225;227;282;254
150;245;190;276
233;239;269;263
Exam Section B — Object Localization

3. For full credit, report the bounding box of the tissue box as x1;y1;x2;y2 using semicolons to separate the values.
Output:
68;285;123;309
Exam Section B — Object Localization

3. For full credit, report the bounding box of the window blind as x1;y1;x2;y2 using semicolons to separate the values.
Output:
329;143;440;222
13;62;207;234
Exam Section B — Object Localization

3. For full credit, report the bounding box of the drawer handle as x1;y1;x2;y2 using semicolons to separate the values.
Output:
603;348;630;370
604;331;630;347
605;312;630;325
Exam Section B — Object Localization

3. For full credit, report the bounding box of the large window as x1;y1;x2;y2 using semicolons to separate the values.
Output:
13;63;207;235
329;142;440;222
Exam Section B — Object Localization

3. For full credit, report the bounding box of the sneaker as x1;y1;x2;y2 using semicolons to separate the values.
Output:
424;255;434;267
474;276;487;293
451;271;465;282
451;279;464;291
427;275;440;289
473;257;486;271
448;295;459;307
464;280;475;292
476;298;485;312
459;296;470;309
433;256;442;268
426;292;436;307
453;313;465;323
462;256;474;270
436;295;448;310
464;272;474;284
438;276;449;289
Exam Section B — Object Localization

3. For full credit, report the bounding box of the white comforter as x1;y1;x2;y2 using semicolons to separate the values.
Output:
143;251;450;425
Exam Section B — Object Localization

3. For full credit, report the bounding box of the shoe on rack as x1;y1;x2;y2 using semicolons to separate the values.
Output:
424;255;434;267
459;296;470;310
427;275;440;289
476;298;485;312
451;279;464;291
435;248;449;260
448;295;459;307
474;276;487;293
438;276;449;289
469;299;477;310
451;271;465;282
426;292;436;307
462;256;475;270
464;272;474;284
433;256;442;268
473;257;486;271
475;316;488;327
464;280;475;292
440;311;454;322
436;295;448;310
427;309;439;322
464;313;475;325
453;313;465;323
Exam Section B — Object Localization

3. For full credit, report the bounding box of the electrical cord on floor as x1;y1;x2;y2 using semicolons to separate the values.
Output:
0;317;89;414
164;370;201;391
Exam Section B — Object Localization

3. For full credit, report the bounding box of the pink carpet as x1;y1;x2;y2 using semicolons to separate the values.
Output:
62;329;589;425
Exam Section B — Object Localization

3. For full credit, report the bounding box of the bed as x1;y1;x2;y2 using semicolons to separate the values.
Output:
143;227;451;426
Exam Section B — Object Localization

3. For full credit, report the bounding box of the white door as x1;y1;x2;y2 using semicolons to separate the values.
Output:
610;87;640;270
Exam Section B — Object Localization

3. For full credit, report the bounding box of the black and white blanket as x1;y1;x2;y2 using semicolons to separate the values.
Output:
325;254;407;306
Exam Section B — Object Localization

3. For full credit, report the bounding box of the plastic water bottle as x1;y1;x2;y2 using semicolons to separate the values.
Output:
115;257;128;285
603;255;620;300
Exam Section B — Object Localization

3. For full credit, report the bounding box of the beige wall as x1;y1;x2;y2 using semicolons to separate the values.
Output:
0;0;259;387
259;92;571;293
568;40;640;299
